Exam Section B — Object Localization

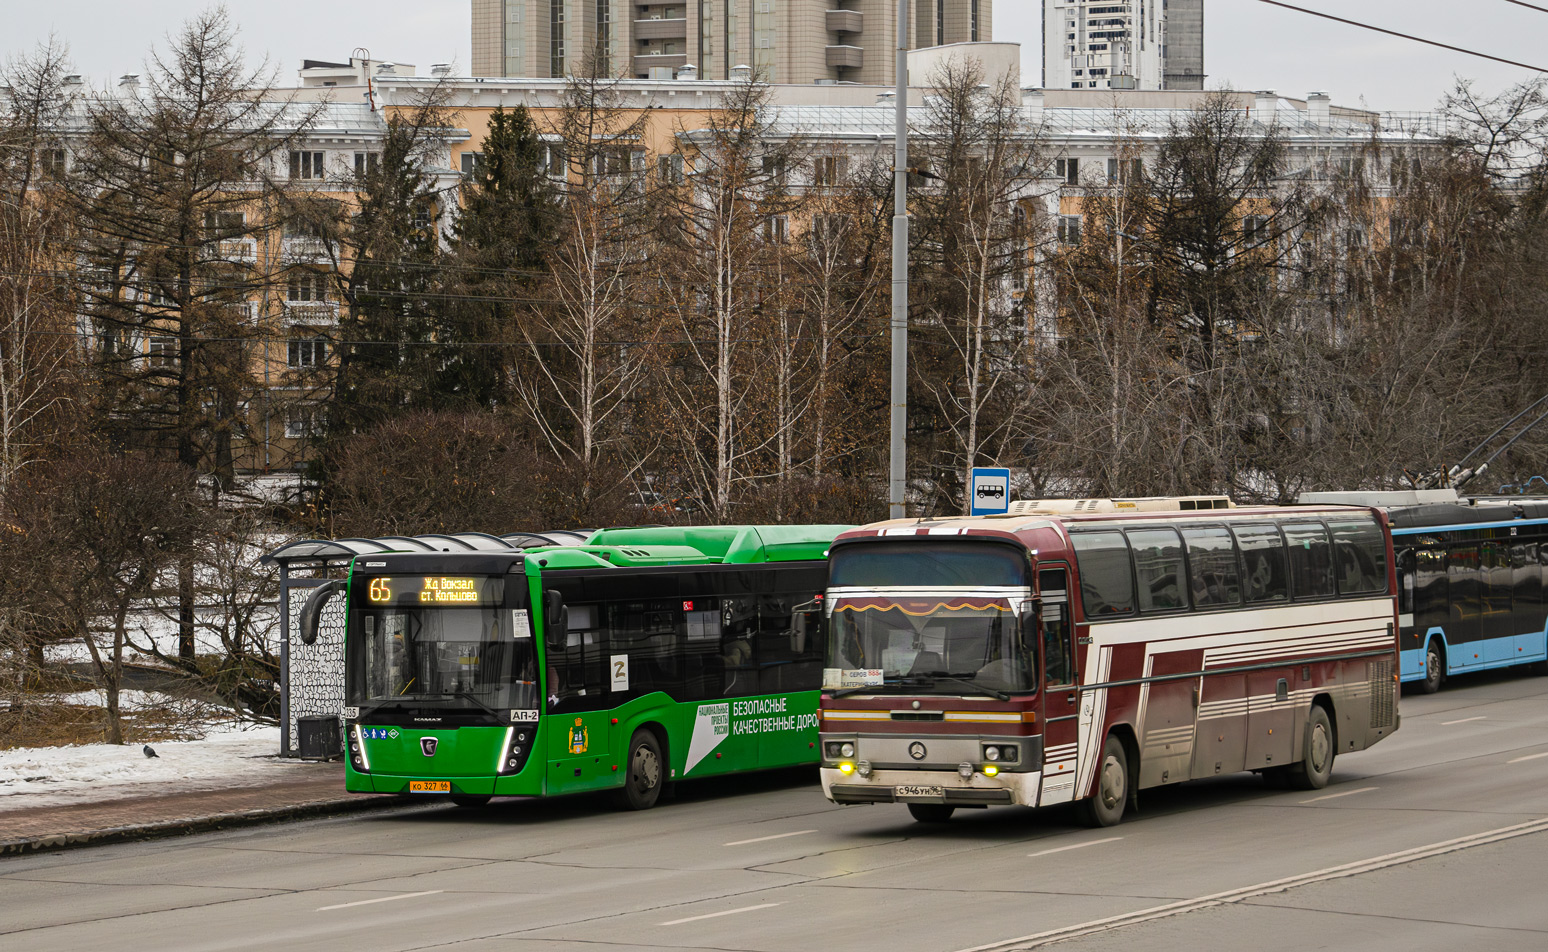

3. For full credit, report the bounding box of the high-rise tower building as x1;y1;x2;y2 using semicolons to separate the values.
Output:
1041;0;1203;92
472;0;991;85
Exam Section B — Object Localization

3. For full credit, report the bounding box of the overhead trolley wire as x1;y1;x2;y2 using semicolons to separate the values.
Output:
1252;0;1548;72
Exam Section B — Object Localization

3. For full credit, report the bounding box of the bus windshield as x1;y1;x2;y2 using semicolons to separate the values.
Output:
826;597;1035;695
348;606;538;712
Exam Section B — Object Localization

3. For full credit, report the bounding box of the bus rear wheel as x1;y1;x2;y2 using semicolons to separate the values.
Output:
1287;704;1335;790
615;730;664;810
907;803;955;823
1420;641;1444;694
1077;734;1129;828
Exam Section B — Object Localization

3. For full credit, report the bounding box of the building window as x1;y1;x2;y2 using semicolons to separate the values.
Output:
288;271;327;302
1058;215;1082;247
412;201;435;230
1056;157;1080;185
1107;158;1143;184
40;148;66;176
596;0;612;75
765;215;788;243
971;0;980;42
354;151;380;176
812;155;848;187
762;155;786;186
203;210;244;238
289;150;324;180
288;335;327;369
1242;215;1269;247
285;409;320;439
148;336;177;369
460;152;484;177
658;153;684;183
811;213;851;244
541;142;567;178
551;0;566;76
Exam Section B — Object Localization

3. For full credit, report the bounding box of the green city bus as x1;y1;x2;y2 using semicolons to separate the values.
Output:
298;525;851;808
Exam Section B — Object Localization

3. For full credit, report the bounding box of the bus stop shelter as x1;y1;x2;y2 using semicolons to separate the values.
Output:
261;530;591;757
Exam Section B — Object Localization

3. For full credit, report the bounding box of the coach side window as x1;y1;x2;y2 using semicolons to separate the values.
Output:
1283;522;1335;599
1232;524;1290;603
1329;518;1387;595
1128;528;1187;612
1182;527;1242;608
1071;531;1135;617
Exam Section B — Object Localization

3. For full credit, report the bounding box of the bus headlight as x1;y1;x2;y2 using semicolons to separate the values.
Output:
984;745;1001;762
840;742;855;758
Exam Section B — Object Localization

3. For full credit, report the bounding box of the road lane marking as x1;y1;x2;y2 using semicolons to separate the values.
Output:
318;890;444;911
724;830;817;846
953;817;1548;952
1508;751;1548;764
660;903;781;926
1442;716;1487;725
1028;837;1123;857
1300;786;1378;804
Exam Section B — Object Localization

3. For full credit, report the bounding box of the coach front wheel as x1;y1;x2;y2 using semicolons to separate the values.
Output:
1288;704;1335;790
1078;734;1129;828
907;803;955;823
615;730;664;810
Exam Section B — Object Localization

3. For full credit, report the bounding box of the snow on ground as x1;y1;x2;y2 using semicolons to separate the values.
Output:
0;722;305;811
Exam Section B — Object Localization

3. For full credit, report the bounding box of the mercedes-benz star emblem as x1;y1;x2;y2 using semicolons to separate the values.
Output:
908;742;927;761
420;737;438;757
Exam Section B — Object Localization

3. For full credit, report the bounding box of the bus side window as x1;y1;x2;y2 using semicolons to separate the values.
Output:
1127;527;1186;613
548;602;606;712
1039;569;1073;686
1071;531;1135;617
1329;517;1386;595
1283;522;1335;599
1232;524;1289;603
1182;526;1242;608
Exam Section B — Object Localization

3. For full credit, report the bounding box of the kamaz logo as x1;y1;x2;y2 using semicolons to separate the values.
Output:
420;737;439;757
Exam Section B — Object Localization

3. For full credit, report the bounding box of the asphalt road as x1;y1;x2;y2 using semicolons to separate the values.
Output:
4;671;1548;952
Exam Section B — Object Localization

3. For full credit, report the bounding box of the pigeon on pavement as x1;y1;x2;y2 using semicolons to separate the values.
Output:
142;745;158;758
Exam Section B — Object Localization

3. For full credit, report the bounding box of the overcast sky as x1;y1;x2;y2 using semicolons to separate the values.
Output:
4;1;1542;112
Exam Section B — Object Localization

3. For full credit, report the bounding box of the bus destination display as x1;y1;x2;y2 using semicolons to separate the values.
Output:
364;576;503;607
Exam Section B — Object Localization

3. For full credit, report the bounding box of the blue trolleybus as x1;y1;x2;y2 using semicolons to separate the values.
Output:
1302;490;1548;692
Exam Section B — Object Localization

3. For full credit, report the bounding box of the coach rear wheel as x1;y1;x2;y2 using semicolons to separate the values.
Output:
450;795;491;808
1077;734;1129;828
1421;641;1444;694
615;730;664;811
1288;705;1335;791
907;803;956;823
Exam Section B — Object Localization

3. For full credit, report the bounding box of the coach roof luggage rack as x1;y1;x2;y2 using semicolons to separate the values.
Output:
1005;496;1235;515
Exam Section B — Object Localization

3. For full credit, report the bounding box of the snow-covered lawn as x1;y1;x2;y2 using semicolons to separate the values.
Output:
0;722;303;811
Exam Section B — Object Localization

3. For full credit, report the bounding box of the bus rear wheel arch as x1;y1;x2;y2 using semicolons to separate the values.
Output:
614;727;666;810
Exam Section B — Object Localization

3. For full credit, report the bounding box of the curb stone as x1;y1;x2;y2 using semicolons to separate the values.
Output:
0;794;410;856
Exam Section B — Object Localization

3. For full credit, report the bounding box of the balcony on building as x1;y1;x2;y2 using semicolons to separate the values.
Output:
634;53;689;74
826;9;863;34
633;16;688;41
283;301;339;325
825;45;863;70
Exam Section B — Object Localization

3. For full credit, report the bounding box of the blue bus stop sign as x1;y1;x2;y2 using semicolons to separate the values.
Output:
970;467;1011;515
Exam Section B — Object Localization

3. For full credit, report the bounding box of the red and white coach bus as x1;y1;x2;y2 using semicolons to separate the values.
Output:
819;498;1400;826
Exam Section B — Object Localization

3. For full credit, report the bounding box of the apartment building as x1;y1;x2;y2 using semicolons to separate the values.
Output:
1042;0;1204;91
472;0;991;85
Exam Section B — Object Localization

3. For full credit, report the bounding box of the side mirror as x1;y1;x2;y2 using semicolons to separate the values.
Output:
298;579;345;646
543;589;568;652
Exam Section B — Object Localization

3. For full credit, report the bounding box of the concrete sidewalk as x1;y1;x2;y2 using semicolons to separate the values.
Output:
0;763;404;855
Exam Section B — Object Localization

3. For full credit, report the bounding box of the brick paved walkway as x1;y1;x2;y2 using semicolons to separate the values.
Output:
0;763;401;854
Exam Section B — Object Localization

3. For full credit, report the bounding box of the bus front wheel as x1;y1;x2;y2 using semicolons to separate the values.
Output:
907;803;955;823
1077;734;1129;828
1421;641;1444;694
615;730;664;810
450;795;491;808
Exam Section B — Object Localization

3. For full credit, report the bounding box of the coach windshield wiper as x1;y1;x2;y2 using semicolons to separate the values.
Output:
909;675;1011;702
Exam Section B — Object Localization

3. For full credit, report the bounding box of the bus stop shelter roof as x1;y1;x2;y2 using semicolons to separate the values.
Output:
261;529;594;566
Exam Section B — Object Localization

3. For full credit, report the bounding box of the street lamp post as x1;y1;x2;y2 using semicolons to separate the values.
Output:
889;0;909;520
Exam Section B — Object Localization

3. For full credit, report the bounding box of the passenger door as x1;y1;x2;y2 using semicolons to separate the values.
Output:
1037;567;1081;805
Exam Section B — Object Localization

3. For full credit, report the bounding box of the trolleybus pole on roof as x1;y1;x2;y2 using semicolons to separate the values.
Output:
889;0;910;520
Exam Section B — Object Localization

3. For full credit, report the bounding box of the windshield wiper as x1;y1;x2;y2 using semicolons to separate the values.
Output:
903;675;1011;702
